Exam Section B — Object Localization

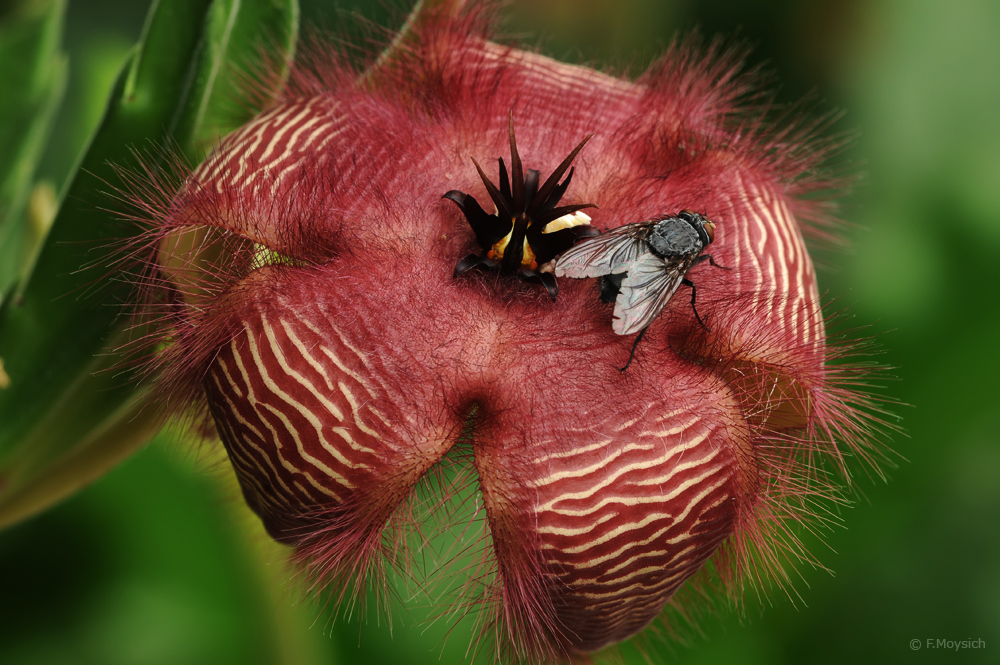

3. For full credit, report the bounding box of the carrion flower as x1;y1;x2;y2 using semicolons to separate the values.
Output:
118;2;891;661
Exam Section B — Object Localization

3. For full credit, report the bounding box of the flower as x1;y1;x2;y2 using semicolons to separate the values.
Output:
128;2;888;661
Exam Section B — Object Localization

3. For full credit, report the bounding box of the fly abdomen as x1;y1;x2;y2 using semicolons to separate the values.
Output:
599;272;625;303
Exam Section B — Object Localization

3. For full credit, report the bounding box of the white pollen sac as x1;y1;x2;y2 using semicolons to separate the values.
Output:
542;211;592;234
538;211;593;272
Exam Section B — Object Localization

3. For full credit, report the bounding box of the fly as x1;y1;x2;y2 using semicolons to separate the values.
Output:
555;210;729;371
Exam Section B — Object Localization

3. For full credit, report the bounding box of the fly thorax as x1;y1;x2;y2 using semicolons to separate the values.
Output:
648;218;703;258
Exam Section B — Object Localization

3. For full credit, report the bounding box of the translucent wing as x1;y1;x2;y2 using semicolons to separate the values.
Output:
612;252;687;335
554;223;651;278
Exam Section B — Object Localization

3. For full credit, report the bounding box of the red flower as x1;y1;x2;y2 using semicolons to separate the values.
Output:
126;3;889;661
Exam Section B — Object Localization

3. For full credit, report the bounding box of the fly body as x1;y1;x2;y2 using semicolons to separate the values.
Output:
555;210;728;369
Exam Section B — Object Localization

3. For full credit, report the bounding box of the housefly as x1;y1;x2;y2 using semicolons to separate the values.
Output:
555;210;728;370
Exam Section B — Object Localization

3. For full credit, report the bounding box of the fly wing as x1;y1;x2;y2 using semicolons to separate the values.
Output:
554;224;650;278
612;252;686;335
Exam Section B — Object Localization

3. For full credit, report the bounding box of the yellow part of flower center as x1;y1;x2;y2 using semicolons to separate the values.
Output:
486;228;538;271
484;211;591;272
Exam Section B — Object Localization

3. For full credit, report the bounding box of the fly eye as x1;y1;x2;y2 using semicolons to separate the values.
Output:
703;221;716;243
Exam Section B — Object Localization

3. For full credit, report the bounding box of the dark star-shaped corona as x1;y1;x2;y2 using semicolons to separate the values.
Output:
443;114;599;299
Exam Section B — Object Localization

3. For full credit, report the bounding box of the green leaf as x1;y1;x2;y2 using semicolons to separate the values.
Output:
0;0;298;529
175;0;299;155
0;0;67;299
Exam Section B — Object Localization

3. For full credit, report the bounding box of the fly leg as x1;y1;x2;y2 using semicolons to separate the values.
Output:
620;326;648;372
692;254;730;271
683;278;711;331
706;254;730;270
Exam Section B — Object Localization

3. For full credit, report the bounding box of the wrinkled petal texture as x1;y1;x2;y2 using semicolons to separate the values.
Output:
143;11;872;661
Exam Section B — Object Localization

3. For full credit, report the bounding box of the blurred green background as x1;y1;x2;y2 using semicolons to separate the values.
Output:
1;0;998;663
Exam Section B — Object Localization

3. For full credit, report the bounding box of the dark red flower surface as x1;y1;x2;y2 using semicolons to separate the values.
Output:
130;4;886;662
